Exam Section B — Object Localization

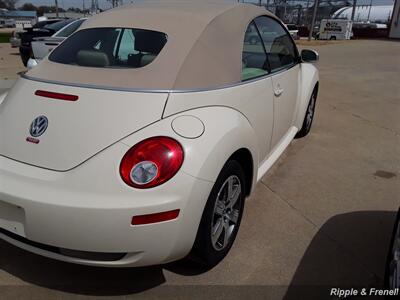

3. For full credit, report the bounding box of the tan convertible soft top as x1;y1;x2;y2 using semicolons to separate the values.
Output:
27;1;274;91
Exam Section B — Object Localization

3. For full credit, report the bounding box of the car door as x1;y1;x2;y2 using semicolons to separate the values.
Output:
254;16;300;148
241;21;275;164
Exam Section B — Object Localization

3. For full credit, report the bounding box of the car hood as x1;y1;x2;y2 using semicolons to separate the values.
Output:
0;77;168;171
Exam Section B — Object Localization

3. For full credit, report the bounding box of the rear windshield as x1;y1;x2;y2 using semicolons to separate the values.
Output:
33;20;60;29
49;28;168;69
54;19;85;38
44;19;75;32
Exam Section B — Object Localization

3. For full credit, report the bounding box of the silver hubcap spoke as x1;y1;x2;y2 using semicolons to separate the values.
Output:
226;178;240;210
211;175;242;251
222;222;230;248
211;218;224;246
215;200;225;216
306;95;316;129
228;209;239;224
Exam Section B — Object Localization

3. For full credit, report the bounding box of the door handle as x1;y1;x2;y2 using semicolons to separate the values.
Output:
274;87;284;97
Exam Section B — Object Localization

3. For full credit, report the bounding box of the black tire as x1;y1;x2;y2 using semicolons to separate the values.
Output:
295;87;318;139
330;36;336;40
190;160;246;268
21;54;29;67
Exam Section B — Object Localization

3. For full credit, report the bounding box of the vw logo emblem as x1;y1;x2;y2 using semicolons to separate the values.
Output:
29;115;48;137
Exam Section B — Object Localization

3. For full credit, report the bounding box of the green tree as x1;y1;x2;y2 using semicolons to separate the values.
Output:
0;0;17;10
19;3;37;11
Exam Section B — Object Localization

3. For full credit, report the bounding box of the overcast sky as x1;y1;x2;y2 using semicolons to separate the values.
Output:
16;0;394;10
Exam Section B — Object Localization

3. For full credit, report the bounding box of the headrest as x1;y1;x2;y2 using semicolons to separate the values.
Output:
76;50;110;67
140;54;157;67
135;30;166;54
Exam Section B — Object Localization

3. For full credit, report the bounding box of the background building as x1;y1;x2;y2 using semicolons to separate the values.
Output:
332;5;393;23
0;10;37;27
44;12;86;19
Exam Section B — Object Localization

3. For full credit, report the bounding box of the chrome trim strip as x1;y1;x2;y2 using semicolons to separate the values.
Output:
21;74;170;94
21;64;299;94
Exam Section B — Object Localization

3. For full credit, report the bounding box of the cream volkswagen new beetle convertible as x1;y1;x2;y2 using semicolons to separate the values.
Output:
0;2;319;268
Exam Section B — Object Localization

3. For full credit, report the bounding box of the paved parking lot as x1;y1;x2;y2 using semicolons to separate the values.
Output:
0;43;25;82
0;39;399;299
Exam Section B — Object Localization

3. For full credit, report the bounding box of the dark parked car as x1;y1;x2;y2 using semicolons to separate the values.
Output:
286;24;299;40
11;20;61;48
19;19;75;66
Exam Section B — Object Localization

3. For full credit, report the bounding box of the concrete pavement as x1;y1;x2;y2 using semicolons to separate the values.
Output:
0;40;399;299
0;43;25;81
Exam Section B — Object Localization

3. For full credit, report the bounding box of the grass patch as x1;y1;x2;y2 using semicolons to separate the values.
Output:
0;32;12;43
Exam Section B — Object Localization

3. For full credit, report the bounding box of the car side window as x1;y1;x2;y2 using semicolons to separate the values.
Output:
242;21;269;81
115;29;138;61
254;16;297;73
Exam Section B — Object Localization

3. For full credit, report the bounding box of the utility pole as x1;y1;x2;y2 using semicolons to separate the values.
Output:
351;0;357;21
91;0;98;14
305;0;310;24
308;0;319;41
55;0;59;18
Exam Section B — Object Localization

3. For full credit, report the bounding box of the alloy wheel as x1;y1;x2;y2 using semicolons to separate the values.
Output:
305;93;316;131
210;175;242;251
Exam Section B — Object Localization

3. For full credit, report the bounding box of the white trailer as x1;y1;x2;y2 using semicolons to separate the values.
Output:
0;19;15;28
319;19;353;40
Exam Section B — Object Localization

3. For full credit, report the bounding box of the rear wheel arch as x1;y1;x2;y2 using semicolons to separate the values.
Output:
295;64;319;129
228;148;254;197
295;82;319;138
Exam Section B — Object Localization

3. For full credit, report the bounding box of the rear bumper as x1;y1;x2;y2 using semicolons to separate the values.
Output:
0;142;213;267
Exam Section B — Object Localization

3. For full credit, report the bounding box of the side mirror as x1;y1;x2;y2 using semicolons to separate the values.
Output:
301;49;319;62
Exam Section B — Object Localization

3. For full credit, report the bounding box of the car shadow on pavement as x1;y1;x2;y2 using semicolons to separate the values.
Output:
283;210;397;300
0;240;212;296
0;240;166;295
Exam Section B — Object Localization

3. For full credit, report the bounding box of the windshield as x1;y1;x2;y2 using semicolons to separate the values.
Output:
49;27;168;69
44;19;75;32
55;19;85;37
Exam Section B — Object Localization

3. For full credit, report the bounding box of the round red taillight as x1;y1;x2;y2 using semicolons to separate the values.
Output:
120;137;184;189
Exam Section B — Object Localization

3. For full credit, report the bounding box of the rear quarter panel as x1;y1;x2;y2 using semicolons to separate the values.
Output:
121;106;260;194
164;79;274;165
